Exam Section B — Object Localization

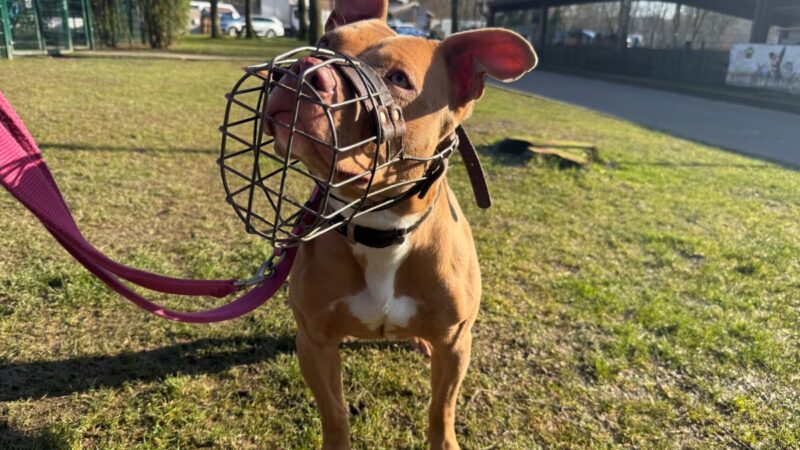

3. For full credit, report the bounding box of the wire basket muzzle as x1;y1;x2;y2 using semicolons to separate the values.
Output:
218;46;411;248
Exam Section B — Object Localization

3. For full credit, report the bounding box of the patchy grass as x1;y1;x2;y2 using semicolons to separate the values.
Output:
1;56;799;449
169;34;303;58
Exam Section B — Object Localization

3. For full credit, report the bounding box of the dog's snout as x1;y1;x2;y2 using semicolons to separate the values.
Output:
293;56;336;93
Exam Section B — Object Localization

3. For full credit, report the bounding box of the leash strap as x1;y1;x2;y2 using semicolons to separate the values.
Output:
0;91;297;323
455;125;491;209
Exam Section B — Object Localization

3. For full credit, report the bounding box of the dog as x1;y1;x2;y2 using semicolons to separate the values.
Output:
263;1;536;448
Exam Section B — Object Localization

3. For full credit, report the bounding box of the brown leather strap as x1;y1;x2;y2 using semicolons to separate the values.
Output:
336;61;405;144
455;125;491;209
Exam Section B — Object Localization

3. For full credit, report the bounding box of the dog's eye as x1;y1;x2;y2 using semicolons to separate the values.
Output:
387;71;412;90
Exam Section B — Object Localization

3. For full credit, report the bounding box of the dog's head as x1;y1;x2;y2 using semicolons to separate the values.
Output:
264;0;536;201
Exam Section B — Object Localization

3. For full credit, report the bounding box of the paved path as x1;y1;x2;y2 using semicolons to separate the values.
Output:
496;71;800;167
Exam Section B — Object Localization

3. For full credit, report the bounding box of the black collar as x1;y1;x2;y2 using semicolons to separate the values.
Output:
333;176;443;248
334;204;435;248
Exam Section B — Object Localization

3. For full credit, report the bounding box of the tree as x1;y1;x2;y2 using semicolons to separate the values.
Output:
210;0;220;38
140;0;188;48
245;0;255;38
617;0;632;50
687;7;709;45
308;0;322;44
672;3;682;47
451;0;459;33
297;0;307;40
90;0;121;47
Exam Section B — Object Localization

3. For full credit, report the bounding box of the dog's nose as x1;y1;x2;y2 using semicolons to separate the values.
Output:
291;56;336;93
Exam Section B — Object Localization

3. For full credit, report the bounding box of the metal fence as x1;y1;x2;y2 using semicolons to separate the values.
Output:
67;0;94;47
541;46;731;86
0;0;94;59
90;0;145;49
0;1;12;58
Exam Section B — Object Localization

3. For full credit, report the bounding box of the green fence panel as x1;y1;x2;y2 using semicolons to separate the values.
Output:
117;0;141;46
66;0;88;47
0;0;12;58
38;0;72;51
81;0;93;48
1;0;119;57
6;0;46;52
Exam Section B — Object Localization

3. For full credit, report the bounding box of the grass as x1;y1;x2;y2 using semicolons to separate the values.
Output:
1;49;799;449
168;35;303;58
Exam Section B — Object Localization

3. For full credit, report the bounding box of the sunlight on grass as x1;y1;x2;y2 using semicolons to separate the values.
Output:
0;57;798;448
169;34;304;58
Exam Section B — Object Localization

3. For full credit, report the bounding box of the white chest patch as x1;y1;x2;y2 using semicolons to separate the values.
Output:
346;240;417;333
335;207;421;334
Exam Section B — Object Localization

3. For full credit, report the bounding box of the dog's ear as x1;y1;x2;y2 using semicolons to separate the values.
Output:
439;28;537;104
325;0;389;32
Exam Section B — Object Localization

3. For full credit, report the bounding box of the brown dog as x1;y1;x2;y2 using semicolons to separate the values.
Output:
264;1;536;448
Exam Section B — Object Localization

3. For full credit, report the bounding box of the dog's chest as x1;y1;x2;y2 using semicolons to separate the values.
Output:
342;240;417;334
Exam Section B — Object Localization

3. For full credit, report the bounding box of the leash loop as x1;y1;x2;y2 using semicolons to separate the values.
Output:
234;251;286;289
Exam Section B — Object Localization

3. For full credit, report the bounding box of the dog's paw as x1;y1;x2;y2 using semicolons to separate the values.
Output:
408;337;433;358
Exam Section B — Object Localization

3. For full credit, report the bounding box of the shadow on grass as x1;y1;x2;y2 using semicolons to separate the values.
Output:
38;142;215;154
0;335;416;403
0;421;68;450
477;142;532;167
0;334;295;402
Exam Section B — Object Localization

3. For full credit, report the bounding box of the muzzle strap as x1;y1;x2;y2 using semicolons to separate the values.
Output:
336;61;405;144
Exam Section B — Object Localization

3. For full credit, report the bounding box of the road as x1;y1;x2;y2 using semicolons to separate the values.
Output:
497;71;800;167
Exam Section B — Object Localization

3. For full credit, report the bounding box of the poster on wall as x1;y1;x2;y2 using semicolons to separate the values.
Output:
726;44;800;95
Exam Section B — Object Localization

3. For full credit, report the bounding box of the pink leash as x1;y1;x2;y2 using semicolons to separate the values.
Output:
0;91;306;323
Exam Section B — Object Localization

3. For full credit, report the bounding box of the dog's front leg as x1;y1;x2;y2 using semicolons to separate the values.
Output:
428;322;473;450
296;330;350;450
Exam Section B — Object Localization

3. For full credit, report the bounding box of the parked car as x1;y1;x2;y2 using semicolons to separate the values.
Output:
392;26;428;38
189;1;239;33
219;12;238;34
224;15;285;38
627;33;644;48
552;29;596;46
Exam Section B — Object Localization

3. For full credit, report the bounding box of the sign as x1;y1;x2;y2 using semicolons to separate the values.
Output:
726;44;800;95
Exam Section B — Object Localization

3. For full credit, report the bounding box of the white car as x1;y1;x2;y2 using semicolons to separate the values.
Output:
226;16;285;38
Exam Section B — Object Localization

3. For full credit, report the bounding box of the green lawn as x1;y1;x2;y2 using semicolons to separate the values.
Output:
168;35;303;58
1;54;799;449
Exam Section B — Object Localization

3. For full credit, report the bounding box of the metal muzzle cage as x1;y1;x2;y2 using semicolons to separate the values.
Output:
218;46;456;248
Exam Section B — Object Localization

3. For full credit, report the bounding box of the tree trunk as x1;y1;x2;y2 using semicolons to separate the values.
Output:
451;0;459;34
690;9;707;45
210;0;220;38
308;0;322;44
245;0;254;38
297;0;307;40
672;3;682;48
617;0;631;51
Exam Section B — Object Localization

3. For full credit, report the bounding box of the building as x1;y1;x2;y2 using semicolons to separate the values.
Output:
779;27;800;45
487;0;800;51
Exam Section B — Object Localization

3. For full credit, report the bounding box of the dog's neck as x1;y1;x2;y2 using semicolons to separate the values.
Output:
329;176;444;231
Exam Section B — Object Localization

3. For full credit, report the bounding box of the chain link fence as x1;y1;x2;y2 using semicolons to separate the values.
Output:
0;0;154;59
